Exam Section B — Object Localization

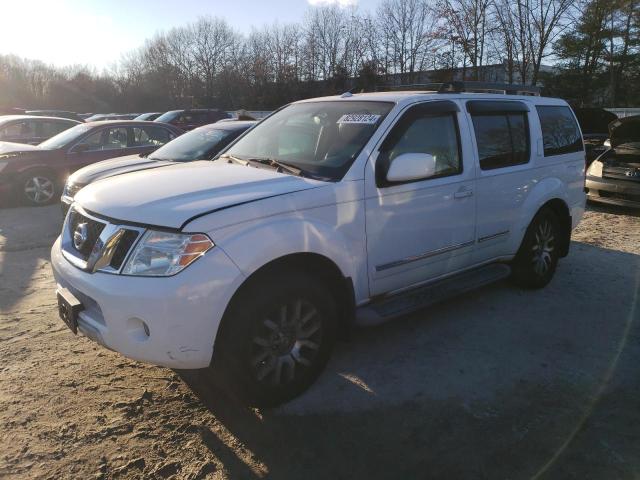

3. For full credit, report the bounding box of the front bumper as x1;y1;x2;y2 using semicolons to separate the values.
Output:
586;175;640;208
51;236;245;369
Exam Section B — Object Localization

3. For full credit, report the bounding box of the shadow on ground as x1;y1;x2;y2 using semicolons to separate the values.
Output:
176;240;640;479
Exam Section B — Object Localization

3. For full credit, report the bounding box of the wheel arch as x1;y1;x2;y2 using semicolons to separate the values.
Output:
215;252;356;352
515;177;573;258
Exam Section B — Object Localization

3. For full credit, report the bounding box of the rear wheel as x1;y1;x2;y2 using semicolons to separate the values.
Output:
16;170;57;206
511;208;561;289
211;271;337;407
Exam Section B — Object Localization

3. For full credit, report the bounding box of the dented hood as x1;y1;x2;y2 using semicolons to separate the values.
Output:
74;160;324;229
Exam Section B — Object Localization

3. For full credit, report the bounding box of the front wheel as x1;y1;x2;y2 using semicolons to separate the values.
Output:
16;170;57;206
211;271;337;407
511;208;561;289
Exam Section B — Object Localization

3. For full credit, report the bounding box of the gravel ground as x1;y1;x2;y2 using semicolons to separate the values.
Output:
0;202;639;479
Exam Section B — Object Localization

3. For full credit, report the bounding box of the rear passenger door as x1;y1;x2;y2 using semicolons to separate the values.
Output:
466;100;533;263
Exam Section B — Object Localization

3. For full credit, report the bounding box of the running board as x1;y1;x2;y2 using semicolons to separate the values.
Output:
356;263;511;326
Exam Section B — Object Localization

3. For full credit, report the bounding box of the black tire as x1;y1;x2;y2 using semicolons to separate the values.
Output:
211;270;337;407
15;169;58;206
511;208;561;289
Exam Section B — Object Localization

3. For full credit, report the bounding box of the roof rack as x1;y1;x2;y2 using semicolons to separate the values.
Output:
379;81;541;96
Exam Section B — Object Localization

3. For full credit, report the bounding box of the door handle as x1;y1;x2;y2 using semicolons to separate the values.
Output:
453;187;473;199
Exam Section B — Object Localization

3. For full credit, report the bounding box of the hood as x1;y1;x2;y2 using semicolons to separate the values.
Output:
75;160;325;229
574;108;617;135
68;154;173;185
0;141;42;155
609;115;640;148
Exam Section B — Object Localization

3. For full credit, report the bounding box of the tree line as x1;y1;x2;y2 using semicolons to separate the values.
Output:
0;0;637;113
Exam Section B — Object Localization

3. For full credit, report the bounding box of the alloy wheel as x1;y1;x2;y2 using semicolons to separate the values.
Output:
531;220;555;276
251;298;323;386
24;176;54;204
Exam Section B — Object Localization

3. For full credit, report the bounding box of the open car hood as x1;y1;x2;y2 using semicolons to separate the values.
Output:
74;160;324;229
609;115;640;148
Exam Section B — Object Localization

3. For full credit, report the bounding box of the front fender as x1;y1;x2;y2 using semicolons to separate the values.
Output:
211;213;368;303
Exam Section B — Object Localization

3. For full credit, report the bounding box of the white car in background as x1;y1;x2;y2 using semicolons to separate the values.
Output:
51;83;586;406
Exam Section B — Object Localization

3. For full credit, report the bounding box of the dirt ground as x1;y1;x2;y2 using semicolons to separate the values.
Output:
1;202;639;480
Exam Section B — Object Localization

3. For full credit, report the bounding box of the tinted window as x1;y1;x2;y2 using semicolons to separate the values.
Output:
132;126;173;147
39;121;71;138
536;106;583;156
471;113;530;170
76;127;128;151
0;121;34;140
380;113;462;183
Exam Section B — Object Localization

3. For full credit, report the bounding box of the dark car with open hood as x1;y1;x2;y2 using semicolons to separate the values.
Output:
586;115;640;208
0;120;182;207
574;108;618;165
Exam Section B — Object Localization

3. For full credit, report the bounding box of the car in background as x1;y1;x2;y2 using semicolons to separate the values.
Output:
134;112;163;121
25;110;85;123
574;108;618;165
586;115;640;208
61;120;256;213
85;113;139;122
154;109;230;131
0;116;81;145
0;120;182;206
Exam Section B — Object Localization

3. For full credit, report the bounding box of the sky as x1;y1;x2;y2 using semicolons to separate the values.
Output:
0;0;378;71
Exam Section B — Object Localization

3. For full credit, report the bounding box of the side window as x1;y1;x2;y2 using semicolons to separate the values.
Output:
77;129;106;151
378;109;462;185
104;127;129;149
0;123;21;139
536;106;583;156
39;121;70;138
471;113;529;170
133;126;172;146
0;121;34;140
179;112;195;124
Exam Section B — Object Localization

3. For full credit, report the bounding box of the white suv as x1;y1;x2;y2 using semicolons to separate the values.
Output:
51;84;586;406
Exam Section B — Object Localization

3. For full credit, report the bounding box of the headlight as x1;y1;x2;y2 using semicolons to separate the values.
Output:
588;160;603;177
121;230;214;276
0;161;8;174
63;181;83;198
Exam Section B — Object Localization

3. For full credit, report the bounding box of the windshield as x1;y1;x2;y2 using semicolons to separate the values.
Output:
39;124;92;149
150;127;239;161
155;111;180;123
224;101;393;180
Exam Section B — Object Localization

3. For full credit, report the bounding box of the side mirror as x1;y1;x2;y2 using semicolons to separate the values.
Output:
386;153;436;183
603;138;611;148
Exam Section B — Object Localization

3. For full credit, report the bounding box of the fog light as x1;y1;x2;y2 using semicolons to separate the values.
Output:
127;317;150;342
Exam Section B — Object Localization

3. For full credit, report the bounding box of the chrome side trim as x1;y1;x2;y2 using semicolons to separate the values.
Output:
477;230;510;243
375;240;475;272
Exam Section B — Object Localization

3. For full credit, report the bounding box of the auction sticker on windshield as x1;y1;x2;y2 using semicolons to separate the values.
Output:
337;114;381;124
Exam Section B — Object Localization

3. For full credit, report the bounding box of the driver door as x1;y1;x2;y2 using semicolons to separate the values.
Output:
364;101;477;295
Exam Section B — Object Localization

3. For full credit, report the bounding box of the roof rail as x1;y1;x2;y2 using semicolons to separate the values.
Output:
378;81;541;96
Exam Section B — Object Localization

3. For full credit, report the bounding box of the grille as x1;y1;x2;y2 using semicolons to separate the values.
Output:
109;230;140;269
68;209;106;259
603;165;640;182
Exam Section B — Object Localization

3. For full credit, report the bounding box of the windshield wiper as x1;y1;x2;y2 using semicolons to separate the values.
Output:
246;157;304;177
220;154;307;177
219;153;249;166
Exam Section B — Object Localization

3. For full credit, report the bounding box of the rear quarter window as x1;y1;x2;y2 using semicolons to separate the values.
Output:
536;106;583;156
